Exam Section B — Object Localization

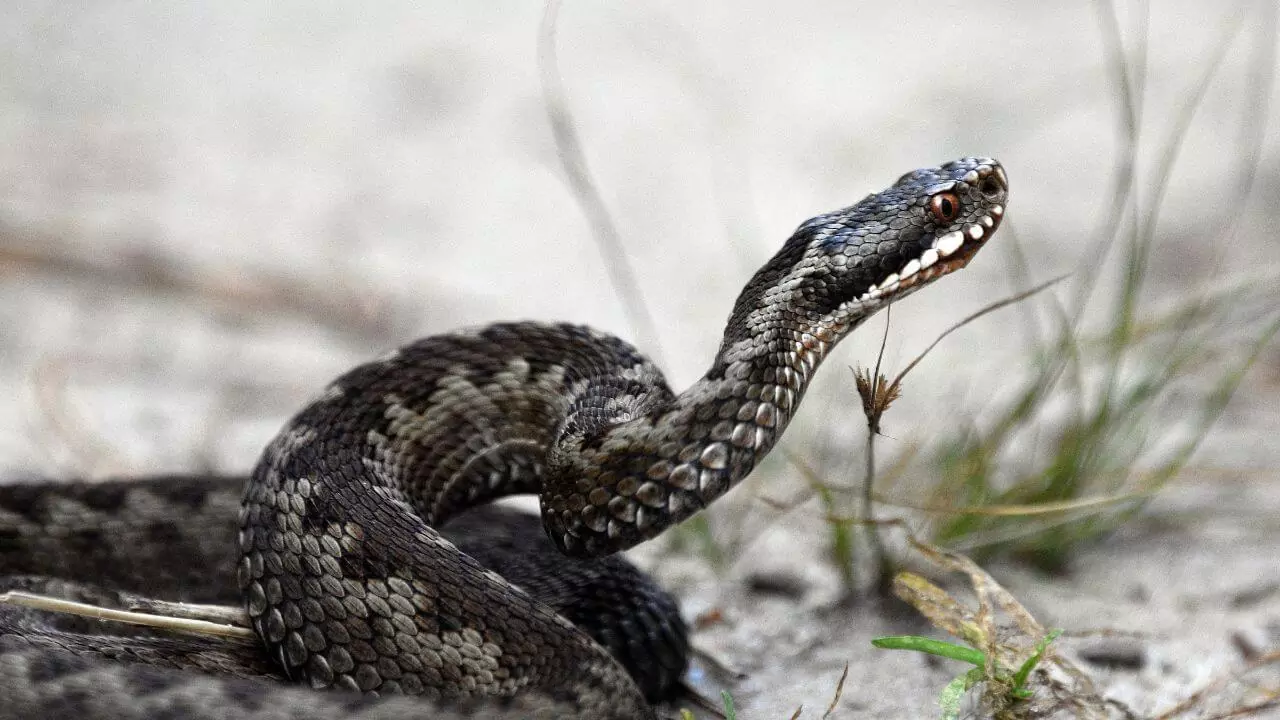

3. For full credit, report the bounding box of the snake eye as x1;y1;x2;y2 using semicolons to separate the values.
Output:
929;192;961;224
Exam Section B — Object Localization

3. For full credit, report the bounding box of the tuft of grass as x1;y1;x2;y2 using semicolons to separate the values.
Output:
875;535;1118;719
878;533;1280;719
872;628;1063;719
929;306;1279;570
924;0;1279;570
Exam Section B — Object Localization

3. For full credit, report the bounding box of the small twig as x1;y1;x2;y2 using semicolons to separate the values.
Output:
125;597;250;627
870;306;892;426
889;274;1068;390
822;662;850;718
1;591;253;640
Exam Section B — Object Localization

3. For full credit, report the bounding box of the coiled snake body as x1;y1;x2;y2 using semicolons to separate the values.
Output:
1;157;1007;719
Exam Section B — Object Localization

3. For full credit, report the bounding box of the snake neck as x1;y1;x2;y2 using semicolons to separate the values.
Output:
543;239;873;558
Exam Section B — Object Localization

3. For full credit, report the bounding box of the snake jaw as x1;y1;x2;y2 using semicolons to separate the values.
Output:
857;201;1004;305
846;160;1007;310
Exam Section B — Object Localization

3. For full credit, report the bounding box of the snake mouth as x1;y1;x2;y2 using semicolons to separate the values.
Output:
857;202;1004;304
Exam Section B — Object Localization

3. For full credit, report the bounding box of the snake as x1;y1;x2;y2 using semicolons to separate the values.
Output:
0;157;1007;719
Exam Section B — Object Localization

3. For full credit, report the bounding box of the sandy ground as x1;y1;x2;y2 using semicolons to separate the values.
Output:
2;1;1278;717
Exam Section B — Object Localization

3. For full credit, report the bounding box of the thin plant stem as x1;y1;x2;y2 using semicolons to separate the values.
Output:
863;308;893;592
864;411;888;592
538;0;664;363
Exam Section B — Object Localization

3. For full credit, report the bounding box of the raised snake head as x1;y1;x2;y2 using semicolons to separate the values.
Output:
717;157;1008;365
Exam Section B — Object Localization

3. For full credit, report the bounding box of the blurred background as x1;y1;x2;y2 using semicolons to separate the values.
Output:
2;1;1277;717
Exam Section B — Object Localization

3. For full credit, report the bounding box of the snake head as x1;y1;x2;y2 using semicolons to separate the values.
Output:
805;156;1008;312
717;157;1007;362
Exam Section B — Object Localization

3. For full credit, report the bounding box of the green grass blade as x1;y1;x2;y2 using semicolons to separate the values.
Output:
871;635;986;666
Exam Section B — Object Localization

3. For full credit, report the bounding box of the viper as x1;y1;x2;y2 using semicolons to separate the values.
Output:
0;157;1007;719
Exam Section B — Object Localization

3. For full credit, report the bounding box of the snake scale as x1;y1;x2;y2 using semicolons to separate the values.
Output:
0;157;1007;719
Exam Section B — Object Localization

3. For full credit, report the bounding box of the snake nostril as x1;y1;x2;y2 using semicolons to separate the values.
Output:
979;176;1002;197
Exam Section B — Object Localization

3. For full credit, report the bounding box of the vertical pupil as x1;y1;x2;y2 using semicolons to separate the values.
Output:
942;198;953;216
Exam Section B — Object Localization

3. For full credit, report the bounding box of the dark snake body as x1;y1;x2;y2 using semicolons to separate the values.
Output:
0;158;1008;719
